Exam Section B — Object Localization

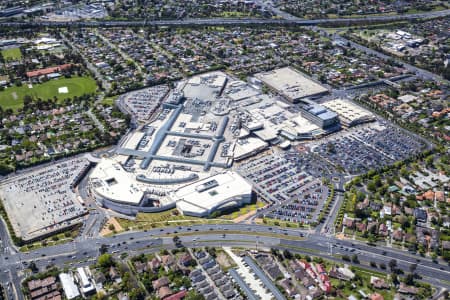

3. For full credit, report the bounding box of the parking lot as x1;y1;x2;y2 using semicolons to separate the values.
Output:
312;121;425;174
265;178;330;225
119;85;170;122
237;152;312;203
0;158;90;241
237;149;334;224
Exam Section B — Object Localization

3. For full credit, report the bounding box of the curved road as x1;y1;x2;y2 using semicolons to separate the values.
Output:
1;223;449;300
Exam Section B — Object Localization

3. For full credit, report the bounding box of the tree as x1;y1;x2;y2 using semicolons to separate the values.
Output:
326;142;335;153
185;290;205;300
283;249;293;260
389;259;397;272
23;95;33;109
409;263;417;274
108;223;115;231
405;273;414;285
93;291;106;300
0;161;14;175
173;235;180;243
99;244;108;254
391;273;399;285
351;254;359;264
29;261;38;273
129;287;145;300
97;254;113;269
367;181;376;192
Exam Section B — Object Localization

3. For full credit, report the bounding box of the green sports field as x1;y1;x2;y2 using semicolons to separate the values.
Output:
1;47;22;61
0;76;97;110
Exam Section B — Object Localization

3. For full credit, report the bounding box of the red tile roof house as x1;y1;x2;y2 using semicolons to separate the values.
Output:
178;253;193;267
378;223;388;237
398;282;418;295
370;293;384;300
392;229;404;242
161;255;175;267
164;291;187;300
343;218;355;229
356;222;367;232
158;286;173;299
147;257;161;271
27;277;56;292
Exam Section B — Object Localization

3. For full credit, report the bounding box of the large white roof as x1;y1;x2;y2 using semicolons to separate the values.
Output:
90;158;144;205
255;67;328;100
172;171;252;215
59;273;80;300
122;131;145;150
234;137;268;161
322;99;374;125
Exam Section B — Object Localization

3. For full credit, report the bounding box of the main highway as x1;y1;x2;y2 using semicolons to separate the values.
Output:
1;8;449;28
1;221;450;299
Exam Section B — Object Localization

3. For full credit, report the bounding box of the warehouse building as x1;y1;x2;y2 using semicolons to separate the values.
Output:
255;67;329;103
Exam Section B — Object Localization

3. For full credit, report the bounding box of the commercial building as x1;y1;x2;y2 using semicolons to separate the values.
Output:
76;267;95;296
241;98;325;141
255;67;329;103
278;115;323;140
87;71;339;218
26;64;72;78
233;137;269;161
59;273;80;300
171;171;253;217
90;158;145;206
322;99;375;127
300;104;340;129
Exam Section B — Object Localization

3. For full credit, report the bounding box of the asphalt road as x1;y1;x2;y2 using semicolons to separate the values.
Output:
0;218;15;256
1;222;449;297
1;9;449;28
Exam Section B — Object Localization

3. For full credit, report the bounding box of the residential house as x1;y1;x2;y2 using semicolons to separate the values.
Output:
152;277;169;290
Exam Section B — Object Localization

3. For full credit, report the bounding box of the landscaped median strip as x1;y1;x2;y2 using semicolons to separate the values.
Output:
162;230;306;241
